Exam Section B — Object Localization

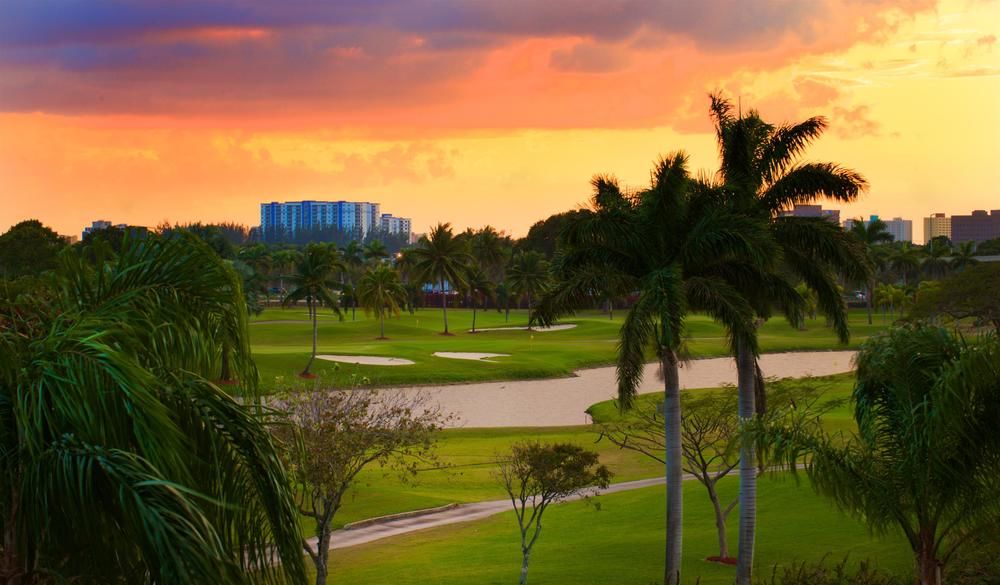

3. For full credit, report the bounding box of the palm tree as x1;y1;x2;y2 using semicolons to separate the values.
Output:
536;158;770;585
271;248;301;297
0;233;306;583
950;240;978;272
708;93;871;584
507;251;550;326
921;238;952;279
472;226;510;283
357;264;407;339
759;325;1000;585
890;242;921;286
465;264;497;333
847;218;893;324
363;239;389;264
410;223;472;335
341;240;364;320
283;243;345;376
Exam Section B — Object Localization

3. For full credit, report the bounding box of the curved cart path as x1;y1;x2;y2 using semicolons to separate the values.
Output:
318;476;669;552
384;350;857;428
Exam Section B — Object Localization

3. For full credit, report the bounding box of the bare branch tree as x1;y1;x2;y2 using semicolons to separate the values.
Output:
597;380;841;562
274;384;450;585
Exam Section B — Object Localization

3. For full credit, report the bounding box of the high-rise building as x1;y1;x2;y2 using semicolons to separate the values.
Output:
259;200;390;239
952;210;1000;244
923;213;951;244
379;214;412;236
782;204;840;224
843;215;912;242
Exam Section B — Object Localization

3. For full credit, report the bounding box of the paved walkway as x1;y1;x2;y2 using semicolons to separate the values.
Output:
316;476;670;551
382;350;857;427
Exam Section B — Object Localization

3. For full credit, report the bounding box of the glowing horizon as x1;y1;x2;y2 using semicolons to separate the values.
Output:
1;0;998;242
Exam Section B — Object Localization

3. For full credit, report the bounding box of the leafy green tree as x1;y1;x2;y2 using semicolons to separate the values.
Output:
535;157;770;585
495;442;611;585
950;241;978;272
518;210;587;259
847;218;893;324
758;326;1000;585
0;220;68;278
283;244;345;376
270;248;300;295
357;264;407;339
709;93;870;584
908;263;1000;331
410;223;472;334
277;388;445;585
507;251;550;323
974;237;1000;256
464;264;496;333
0;233;305;584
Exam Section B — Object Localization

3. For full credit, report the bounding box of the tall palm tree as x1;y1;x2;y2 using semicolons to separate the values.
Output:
0;233;306;583
507;251;550;325
465;264;497;333
363;239;389;264
356;264;407;339
890;242;921;286
950;240;978;272
283;243;345;376
410;223;472;335
921;238;952;280
536;158;771;585
709;94;870;585
341;240;364;320
847;218;893;324
472;226;510;283
270;248;301;296
759;325;1000;585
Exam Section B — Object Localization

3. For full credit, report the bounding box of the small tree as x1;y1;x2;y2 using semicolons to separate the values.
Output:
495;442;611;585
277;387;447;585
598;383;838;562
908;263;1000;332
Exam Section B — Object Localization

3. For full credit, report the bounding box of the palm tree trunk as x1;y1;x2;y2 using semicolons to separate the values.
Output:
866;281;874;325
220;344;233;382
607;298;613;320
916;534;942;585
662;349;683;585
735;340;757;585
441;278;449;334
380;312;385;339
471;304;477;333
303;298;317;376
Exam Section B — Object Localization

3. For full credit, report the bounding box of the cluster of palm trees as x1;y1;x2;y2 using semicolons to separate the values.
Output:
848;219;979;325
536;94;871;585
260;225;554;374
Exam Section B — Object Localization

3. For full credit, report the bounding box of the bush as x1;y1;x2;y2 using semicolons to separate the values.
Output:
755;558;901;585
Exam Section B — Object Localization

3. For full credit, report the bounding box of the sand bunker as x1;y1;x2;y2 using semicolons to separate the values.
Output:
433;352;511;362
317;355;415;366
473;324;577;333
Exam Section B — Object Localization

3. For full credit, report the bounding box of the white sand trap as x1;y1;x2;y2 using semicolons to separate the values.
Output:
473;324;577;333
433;352;511;362
317;355;415;366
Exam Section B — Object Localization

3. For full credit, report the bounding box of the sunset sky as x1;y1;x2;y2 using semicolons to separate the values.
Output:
1;0;998;242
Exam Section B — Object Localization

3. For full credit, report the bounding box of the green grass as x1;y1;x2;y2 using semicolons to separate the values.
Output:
317;374;858;531
317;475;911;585
251;308;884;392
